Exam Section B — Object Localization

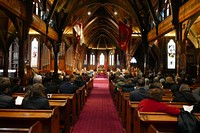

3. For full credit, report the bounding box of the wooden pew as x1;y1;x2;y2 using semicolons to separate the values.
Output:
121;92;174;132
12;93;77;126
133;108;177;133
126;101;192;133
49;100;70;133
0;121;42;133
0;107;60;133
12;94;71;133
121;92;130;128
162;95;174;102
147;124;177;133
46;93;77;126
109;80;115;100
85;78;93;98
163;89;173;96
76;85;85;116
133;108;200;133
80;85;86;108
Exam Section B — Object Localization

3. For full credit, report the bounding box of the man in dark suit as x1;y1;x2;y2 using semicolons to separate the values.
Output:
59;74;79;94
43;76;58;94
0;77;15;109
129;77;147;101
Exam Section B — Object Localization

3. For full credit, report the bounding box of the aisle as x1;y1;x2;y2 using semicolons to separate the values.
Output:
71;78;124;133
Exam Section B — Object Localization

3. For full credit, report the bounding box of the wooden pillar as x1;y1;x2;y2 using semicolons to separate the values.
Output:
0;30;8;77
15;18;30;86
196;38;200;79
52;40;59;77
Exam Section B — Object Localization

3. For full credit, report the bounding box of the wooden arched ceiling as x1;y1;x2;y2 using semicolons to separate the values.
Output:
0;10;16;49
3;0;200;52
47;0;145;50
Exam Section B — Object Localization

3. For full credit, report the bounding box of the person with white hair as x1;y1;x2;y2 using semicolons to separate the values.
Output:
172;84;197;104
33;75;43;84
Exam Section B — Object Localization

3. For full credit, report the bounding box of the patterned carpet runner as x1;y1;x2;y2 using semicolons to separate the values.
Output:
71;78;124;133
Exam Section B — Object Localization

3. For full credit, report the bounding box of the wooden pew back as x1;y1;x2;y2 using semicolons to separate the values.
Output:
0;107;59;133
0;121;42;133
148;124;177;133
134;108;200;133
13;93;76;126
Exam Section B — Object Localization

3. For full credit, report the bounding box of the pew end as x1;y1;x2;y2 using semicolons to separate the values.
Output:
0;121;42;133
0;106;60;133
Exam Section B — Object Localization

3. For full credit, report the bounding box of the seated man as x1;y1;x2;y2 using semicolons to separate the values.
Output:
74;74;86;87
172;83;197;104
129;77;147;101
59;74;79;94
0;77;15;109
43;76;58;94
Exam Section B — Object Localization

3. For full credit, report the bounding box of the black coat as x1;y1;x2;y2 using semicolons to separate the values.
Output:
44;82;58;94
192;102;200;113
59;82;79;94
172;91;197;104
0;94;15;109
129;88;147;101
22;96;50;109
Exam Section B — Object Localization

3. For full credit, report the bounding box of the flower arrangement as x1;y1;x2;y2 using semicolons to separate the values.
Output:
97;66;105;74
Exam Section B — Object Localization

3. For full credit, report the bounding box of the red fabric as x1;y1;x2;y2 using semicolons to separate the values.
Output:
119;21;132;51
138;99;181;115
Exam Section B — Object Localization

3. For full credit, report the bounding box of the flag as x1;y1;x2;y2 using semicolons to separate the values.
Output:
119;21;132;51
73;23;84;45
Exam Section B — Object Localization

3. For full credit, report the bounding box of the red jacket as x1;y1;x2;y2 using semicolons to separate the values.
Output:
138;99;180;115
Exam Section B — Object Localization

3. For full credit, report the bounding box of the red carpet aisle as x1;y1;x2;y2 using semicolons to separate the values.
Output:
71;78;124;133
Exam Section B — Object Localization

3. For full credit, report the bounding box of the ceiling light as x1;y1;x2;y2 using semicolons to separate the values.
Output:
114;11;117;15
87;11;91;16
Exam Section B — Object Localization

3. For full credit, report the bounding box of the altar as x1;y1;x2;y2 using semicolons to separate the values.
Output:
96;66;107;78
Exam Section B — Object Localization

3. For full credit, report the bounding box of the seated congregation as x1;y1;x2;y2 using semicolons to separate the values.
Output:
109;68;200;132
0;71;93;133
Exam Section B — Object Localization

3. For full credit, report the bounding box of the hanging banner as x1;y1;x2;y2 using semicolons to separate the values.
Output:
73;23;84;46
119;21;132;51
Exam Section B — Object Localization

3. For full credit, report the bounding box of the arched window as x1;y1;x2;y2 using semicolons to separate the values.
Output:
84;54;87;65
66;45;73;66
41;43;50;68
167;39;176;69
109;52;114;66
9;38;19;69
90;53;95;65
99;53;105;65
165;0;171;17
31;38;39;67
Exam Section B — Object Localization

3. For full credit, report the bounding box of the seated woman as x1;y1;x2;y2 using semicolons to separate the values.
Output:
22;83;50;109
0;77;15;109
138;87;180;115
